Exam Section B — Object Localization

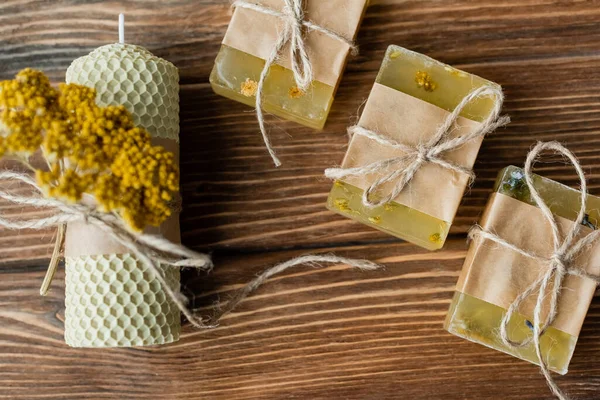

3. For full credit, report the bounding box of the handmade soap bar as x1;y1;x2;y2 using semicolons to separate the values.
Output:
445;166;600;374
64;43;181;348
209;0;368;130
327;45;501;250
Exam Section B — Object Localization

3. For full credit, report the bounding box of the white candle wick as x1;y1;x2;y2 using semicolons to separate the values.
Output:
118;13;125;44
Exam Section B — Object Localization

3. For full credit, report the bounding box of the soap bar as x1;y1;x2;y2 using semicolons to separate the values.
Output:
327;45;501;250
209;0;368;130
445;166;600;374
64;43;181;348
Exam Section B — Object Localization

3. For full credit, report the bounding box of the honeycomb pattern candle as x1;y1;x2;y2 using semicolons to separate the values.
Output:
63;14;182;348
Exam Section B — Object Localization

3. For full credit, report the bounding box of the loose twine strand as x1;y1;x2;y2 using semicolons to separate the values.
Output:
469;141;600;400
231;0;358;167
0;169;382;328
205;254;382;326
325;85;510;208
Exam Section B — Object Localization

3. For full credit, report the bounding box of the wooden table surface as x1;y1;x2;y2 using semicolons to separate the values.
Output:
2;0;600;399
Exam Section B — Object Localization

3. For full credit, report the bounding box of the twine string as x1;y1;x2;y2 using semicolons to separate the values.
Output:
325;85;510;208
204;254;382;326
231;0;357;167
1;170;382;329
469;141;600;400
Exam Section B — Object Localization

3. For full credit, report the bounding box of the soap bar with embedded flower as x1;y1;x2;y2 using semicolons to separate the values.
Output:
327;45;503;250
209;0;369;130
445;165;600;375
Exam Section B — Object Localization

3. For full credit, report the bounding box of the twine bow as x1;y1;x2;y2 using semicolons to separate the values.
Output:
232;0;358;167
1;169;384;329
469;141;600;400
0;169;214;327
325;85;510;208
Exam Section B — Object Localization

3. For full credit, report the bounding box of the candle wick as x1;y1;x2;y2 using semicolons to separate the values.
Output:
119;13;125;44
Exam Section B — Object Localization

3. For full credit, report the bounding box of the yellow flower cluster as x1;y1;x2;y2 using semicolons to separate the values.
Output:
0;69;179;231
415;71;437;92
0;69;60;155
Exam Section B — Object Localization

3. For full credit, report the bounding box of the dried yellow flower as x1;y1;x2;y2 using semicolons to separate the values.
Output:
429;233;443;244
240;78;258;97
0;69;179;231
415;71;437;92
368;216;382;225
288;86;305;99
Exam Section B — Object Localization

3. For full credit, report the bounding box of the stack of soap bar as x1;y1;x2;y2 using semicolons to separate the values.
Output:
445;166;600;374
327;45;501;250
209;0;369;129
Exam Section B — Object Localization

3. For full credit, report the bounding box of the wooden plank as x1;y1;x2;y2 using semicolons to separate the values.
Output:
1;240;599;399
2;1;600;261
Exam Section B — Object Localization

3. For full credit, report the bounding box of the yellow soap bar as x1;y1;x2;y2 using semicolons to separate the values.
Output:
446;291;576;374
210;1;369;130
327;45;499;250
210;44;335;129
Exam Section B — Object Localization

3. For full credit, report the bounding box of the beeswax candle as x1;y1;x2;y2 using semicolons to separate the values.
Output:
63;16;182;348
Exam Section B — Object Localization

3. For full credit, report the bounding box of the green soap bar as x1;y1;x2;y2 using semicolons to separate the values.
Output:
445;166;600;374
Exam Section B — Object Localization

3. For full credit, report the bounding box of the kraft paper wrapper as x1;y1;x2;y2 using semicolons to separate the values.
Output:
457;192;600;337
64;137;181;257
341;82;483;222
223;0;367;87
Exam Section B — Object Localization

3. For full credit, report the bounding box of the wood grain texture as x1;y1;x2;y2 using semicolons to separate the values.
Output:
2;0;600;398
3;241;600;399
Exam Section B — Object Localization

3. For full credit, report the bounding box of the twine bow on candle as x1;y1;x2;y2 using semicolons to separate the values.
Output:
0;169;213;326
469;141;600;400
0;170;383;329
325;85;510;208
231;0;358;167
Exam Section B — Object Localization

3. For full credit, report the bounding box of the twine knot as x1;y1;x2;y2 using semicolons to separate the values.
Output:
469;141;600;400
325;85;510;208
549;253;568;277
281;0;312;91
232;0;357;167
415;144;430;163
